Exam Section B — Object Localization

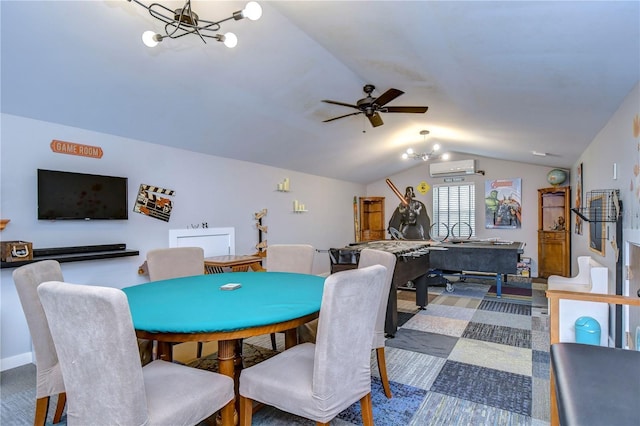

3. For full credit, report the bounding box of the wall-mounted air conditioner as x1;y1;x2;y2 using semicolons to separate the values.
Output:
429;159;476;177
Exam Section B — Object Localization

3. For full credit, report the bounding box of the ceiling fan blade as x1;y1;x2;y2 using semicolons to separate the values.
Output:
384;106;429;113
323;111;363;123
368;112;384;127
373;88;404;107
322;100;359;109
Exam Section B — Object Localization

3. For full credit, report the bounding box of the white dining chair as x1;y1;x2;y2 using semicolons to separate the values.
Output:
265;244;315;350
265;244;315;274
239;265;387;425
297;248;396;398
146;246;206;358
146;247;205;281
38;280;235;426
13;260;66;426
356;249;396;398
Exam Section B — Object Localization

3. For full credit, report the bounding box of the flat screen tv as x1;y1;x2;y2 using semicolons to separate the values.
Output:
38;169;128;220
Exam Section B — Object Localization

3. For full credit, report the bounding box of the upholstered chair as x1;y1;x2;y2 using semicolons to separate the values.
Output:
239;265;387;426
297;248;396;398
38;281;235;426
265;244;315;350
146;246;206;358
13;260;66;426
357;249;396;398
146;246;205;281
265;244;315;274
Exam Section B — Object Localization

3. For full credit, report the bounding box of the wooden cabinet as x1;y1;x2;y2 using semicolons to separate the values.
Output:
538;187;570;277
359;197;385;241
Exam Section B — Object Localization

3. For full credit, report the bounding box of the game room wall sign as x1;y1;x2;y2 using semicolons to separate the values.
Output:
50;139;103;159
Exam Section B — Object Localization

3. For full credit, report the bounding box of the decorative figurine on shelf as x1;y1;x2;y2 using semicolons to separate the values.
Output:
253;208;268;270
552;215;566;231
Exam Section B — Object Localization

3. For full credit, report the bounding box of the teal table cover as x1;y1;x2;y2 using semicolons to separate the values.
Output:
123;272;325;333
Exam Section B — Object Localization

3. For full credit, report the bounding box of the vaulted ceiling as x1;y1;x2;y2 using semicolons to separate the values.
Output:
2;1;639;183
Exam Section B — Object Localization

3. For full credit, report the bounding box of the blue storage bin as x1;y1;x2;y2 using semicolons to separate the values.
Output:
575;316;601;346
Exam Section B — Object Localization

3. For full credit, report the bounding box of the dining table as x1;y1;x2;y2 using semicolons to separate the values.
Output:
122;271;325;426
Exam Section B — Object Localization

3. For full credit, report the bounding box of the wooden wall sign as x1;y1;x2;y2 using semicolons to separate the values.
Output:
50;139;103;159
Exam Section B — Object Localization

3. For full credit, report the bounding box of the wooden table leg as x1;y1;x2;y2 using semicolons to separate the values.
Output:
157;341;173;362
218;339;241;426
284;329;298;349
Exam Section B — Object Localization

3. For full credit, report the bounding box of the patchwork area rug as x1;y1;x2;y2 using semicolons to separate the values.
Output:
239;280;551;425
1;280;550;426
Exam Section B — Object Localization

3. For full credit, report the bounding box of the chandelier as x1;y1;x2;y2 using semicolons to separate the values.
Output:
128;0;262;48
402;130;449;161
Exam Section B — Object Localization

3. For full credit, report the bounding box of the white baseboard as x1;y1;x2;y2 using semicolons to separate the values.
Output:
1;351;33;371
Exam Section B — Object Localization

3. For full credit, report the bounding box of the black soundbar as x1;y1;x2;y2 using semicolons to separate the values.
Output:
33;243;127;257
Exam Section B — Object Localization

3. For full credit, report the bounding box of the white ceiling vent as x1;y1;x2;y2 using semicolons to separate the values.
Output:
429;159;476;177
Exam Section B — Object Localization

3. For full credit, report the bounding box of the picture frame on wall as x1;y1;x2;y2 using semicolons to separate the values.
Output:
589;194;605;256
484;178;522;229
575;163;583;235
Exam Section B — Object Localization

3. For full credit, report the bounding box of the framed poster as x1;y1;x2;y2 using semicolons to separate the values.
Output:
589;194;605;256
485;178;522;229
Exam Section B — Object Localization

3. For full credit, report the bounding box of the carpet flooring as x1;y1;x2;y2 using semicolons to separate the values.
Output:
243;278;551;425
1;278;551;426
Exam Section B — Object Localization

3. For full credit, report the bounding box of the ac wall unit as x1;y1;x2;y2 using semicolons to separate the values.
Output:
429;159;476;177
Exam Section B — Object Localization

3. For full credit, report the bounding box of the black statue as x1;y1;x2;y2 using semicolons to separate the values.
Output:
388;186;431;240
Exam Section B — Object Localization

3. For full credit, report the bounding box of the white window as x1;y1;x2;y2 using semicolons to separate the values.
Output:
432;183;476;240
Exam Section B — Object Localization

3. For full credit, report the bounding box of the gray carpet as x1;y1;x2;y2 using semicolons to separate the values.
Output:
1;279;550;425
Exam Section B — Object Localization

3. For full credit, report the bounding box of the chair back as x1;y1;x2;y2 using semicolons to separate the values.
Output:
146;247;204;281
266;244;315;274
12;260;65;398
358;249;396;349
312;265;386;405
38;281;149;425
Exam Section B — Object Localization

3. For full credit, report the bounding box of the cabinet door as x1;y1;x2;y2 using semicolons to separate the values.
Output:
538;231;569;277
538;187;571;277
359;197;385;241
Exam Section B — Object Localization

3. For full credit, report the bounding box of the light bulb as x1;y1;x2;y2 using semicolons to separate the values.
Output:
433;144;441;151
243;1;262;20
402;153;409;160
142;31;161;47
406;148;414;155
441;153;450;160
222;32;238;48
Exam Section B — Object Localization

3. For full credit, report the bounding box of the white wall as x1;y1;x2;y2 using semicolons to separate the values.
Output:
570;82;640;342
572;82;639;272
367;154;555;276
0;114;364;369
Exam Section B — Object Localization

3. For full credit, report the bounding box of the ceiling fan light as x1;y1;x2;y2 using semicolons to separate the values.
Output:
406;148;414;155
402;153;409;160
441;153;450;160
142;30;161;47
433;144;440;151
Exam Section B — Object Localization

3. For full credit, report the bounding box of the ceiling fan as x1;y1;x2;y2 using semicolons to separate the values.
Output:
322;84;428;128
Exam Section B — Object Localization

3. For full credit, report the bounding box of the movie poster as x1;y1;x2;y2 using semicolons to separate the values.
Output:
485;178;522;229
